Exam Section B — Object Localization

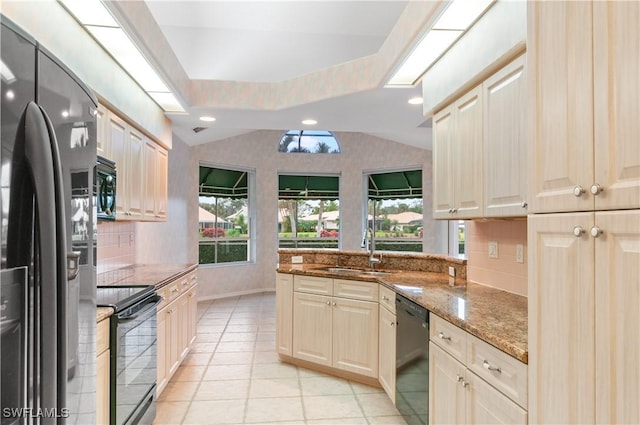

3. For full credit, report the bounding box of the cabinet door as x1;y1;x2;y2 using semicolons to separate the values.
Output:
96;104;109;159
108;113;128;217
429;342;466;425
167;302;181;377
483;55;528;217
593;1;640;211
127;128;145;219
453;85;483;219
595;210;640;424
144;139;157;219
528;213;595;424
156;305;168;395
527;0;594;213
433;105;455;219
332;298;378;378
292;292;332;366
466;372;527;425
178;291;190;360
378;306;396;403
276;273;294;356
187;284;198;347
155;147;168;219
96;349;110;425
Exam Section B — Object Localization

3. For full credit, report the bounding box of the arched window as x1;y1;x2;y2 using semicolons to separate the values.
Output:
278;130;341;153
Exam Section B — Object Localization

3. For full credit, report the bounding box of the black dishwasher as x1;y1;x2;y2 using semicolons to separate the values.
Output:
395;294;429;425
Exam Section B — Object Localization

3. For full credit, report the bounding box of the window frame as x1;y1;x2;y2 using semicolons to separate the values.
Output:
198;162;256;267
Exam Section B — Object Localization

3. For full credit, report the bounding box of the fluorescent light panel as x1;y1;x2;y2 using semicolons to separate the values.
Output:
58;0;185;112
387;0;495;86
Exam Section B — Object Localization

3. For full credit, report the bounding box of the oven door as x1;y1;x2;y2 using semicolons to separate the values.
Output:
112;294;160;425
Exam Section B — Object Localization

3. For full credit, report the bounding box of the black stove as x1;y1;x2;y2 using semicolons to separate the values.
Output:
96;285;155;313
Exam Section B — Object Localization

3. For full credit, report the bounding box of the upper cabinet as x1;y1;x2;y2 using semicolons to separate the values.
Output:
483;55;528;217
97;104;169;221
528;1;640;213
433;85;483;219
433;53;528;220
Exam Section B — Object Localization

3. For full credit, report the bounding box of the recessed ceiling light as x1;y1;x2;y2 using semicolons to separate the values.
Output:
408;97;424;105
302;119;317;126
199;116;216;122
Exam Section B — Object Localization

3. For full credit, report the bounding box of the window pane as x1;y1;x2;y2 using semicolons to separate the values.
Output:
279;130;340;154
368;199;423;253
278;199;340;249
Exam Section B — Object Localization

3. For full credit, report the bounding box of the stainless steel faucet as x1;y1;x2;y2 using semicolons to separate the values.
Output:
361;226;382;269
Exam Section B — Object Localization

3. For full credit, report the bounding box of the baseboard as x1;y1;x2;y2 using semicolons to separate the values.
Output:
197;288;274;302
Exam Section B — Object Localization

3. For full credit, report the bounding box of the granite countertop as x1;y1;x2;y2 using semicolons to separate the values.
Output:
97;307;113;323
98;263;198;289
277;263;528;364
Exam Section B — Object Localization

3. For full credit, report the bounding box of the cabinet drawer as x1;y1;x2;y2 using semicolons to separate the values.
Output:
97;318;110;355
467;333;528;409
179;271;198;292
333;279;378;301
158;282;180;309
430;314;467;363
379;285;396;314
294;275;333;295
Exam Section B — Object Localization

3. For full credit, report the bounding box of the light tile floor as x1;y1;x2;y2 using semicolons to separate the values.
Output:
154;293;407;425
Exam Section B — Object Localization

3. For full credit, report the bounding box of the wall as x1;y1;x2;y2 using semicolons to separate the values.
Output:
96;222;135;275
189;130;445;300
465;220;527;296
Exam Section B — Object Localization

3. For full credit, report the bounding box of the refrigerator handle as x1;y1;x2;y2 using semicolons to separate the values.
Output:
7;101;68;421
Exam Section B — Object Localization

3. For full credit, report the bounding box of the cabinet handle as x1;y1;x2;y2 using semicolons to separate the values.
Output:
381;295;389;301
590;226;602;238
483;360;501;373
451;208;457;214
332;302;337;306
160;296;166;301
191;276;197;281
573;226;585;237
183;281;189;286
438;332;451;341
390;321;395;327
456;374;464;383
521;201;528;208
590;183;603;196
462;381;470;389
326;301;331;306
172;287;179;293
572;185;586;197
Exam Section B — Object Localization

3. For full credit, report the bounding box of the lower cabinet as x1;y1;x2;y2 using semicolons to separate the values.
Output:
275;273;294;356
429;314;528;425
286;275;379;379
378;303;396;403
156;272;198;395
96;317;110;425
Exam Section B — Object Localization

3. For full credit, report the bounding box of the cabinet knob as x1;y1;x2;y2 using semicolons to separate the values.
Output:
438;332;451;341
451;208;457;214
462;381;470;389
590;184;603;195
172;287;179;293
326;301;331;306
381;295;388;301
572;185;586;197
483;360;502;373
456;374;464;383
332;302;337;306
573;226;585;237
448;208;453;214
521;201;528;208
590;226;602;238
390;321;395;327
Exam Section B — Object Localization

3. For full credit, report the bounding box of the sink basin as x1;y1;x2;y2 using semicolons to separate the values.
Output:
322;267;390;276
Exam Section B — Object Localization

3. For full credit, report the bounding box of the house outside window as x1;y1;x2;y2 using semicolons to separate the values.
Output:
278;174;340;249
199;165;254;265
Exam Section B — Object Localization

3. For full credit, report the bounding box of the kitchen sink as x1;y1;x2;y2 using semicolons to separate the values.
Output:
322;267;390;276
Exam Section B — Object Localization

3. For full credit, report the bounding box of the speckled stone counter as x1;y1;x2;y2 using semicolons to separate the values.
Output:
277;263;528;364
96;306;113;322
98;263;198;289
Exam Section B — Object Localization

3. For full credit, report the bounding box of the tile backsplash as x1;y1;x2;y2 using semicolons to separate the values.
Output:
96;221;135;274
465;220;527;296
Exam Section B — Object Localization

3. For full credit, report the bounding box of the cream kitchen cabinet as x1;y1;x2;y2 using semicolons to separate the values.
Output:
528;1;640;214
482;54;528;217
290;275;379;379
99;105;169;221
96;316;110;425
430;314;528;425
156;271;198;396
433;85;483;219
276;273;294;356
528;210;640;424
378;297;396;403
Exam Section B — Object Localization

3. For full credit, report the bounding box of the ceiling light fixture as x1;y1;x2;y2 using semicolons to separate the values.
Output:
58;0;185;113
199;116;216;122
408;97;424;105
301;119;318;126
387;0;495;86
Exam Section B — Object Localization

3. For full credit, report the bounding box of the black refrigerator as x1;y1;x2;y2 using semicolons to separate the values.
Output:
1;16;98;425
